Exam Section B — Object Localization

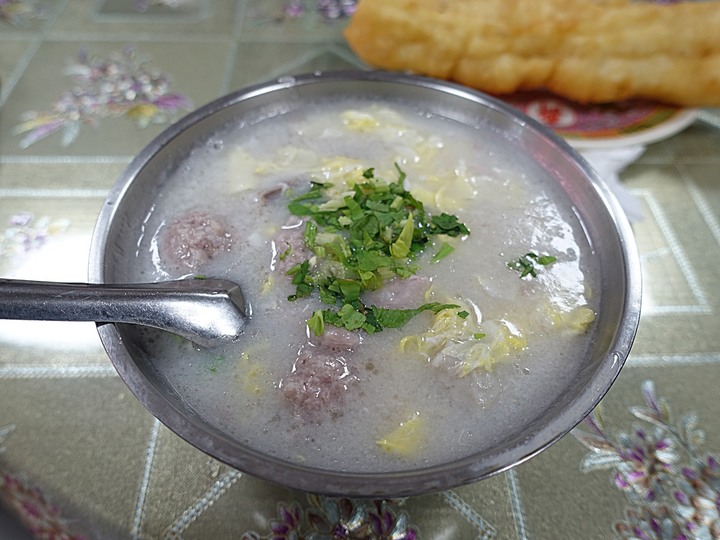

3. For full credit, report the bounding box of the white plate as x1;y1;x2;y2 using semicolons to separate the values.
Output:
504;91;698;149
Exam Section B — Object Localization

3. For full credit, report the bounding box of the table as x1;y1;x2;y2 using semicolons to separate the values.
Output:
1;2;719;538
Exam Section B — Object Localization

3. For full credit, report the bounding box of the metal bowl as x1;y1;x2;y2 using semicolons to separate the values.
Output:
89;71;641;497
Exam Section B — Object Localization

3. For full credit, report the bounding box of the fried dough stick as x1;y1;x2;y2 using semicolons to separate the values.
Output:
344;0;720;106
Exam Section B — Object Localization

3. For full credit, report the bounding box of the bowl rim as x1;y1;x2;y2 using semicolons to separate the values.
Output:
89;70;642;497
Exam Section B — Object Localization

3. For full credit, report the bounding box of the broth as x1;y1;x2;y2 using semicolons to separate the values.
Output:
129;100;599;473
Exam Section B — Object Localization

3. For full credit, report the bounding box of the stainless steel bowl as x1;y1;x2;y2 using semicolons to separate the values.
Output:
89;71;642;497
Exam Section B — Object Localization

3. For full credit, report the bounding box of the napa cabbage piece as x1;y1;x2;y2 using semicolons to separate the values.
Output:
341;109;381;131
546;304;596;333
522;297;596;335
229;147;321;190
401;299;595;378
376;412;424;456
258;146;319;175
400;304;526;377
409;160;531;215
441;320;526;377
341;107;415;140
409;172;476;214
310;156;367;186
227;149;263;191
341;107;443;169
261;274;274;295
237;351;265;395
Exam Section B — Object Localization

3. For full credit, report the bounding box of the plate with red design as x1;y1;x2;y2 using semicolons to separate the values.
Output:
504;91;698;149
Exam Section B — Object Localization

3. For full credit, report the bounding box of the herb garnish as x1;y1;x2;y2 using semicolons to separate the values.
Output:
507;252;557;278
286;165;470;335
432;241;455;263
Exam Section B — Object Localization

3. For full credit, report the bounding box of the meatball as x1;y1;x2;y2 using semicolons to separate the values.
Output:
158;210;232;270
310;326;361;352
281;349;357;423
364;275;431;309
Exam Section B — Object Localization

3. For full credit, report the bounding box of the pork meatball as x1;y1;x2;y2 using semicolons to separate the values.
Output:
309;326;361;352
158;210;232;270
282;349;357;423
364;275;431;309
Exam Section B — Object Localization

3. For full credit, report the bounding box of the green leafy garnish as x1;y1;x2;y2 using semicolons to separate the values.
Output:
287;260;312;300
389;212;414;259
428;213;470;237
316;302;460;334
432;242;455;263
307;310;325;336
371;302;460;330
285;165;470;334
507;252;557;278
278;244;291;261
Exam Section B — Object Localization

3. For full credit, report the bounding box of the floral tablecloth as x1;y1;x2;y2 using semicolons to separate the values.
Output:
1;1;719;539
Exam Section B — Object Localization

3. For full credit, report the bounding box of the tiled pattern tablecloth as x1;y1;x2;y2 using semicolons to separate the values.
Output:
1;2;719;539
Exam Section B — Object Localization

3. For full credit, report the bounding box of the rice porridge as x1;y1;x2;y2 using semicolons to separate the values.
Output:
127;100;599;473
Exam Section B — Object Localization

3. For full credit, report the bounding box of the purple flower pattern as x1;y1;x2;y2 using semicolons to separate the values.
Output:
0;425;87;540
241;494;417;540
13;47;192;148
0;473;88;540
0;213;70;259
572;380;720;538
0;0;43;26
283;0;357;20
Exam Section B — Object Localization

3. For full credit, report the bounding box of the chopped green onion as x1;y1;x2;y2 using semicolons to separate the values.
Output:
285;165;470;334
507;252;557;278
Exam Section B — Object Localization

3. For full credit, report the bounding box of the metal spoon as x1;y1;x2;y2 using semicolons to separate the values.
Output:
0;278;247;348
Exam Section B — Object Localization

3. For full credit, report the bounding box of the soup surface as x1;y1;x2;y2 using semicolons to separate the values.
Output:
129;100;599;473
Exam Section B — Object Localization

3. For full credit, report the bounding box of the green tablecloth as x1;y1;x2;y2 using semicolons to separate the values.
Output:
1;2;719;538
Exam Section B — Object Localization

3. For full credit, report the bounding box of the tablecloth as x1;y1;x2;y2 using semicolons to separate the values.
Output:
1;2;719;539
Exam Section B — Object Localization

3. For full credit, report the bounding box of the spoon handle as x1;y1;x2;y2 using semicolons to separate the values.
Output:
0;278;247;348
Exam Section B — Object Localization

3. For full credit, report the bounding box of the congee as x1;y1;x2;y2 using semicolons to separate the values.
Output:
129;100;599;472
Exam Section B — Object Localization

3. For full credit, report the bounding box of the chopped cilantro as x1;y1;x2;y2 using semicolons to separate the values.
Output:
338;303;367;330
307;310;325;336
287;260;312;300
278;244;291;261
428;213;470;237
432;242;455;263
389;212;414;259
371;302;459;329
536;255;557;266
285;165;470;334
314;302;460;334
507;252;557;278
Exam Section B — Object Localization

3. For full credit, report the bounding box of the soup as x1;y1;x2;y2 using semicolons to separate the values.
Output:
128;100;598;473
